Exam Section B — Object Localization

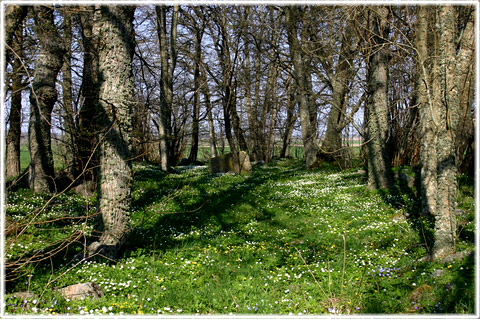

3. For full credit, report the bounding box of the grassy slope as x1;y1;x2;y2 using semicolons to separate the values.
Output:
4;159;475;315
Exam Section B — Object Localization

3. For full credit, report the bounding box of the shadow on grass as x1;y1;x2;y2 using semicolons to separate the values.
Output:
123;161;303;257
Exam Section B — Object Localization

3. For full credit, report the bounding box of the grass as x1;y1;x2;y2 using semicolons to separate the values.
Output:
4;158;475;315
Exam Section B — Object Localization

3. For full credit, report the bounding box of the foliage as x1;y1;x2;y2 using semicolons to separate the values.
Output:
4;159;475;315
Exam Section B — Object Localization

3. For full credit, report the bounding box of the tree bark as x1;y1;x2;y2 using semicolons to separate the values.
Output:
77;6;99;181
28;5;66;193
6;27;24;180
432;5;459;260
285;7;317;168
4;5;27;64
187;22;204;163
455;6;475;175
319;19;356;162
199;64;218;158
365;6;392;190
416;6;437;216
155;5;178;171
280;77;298;158
87;5;136;259
61;10;76;176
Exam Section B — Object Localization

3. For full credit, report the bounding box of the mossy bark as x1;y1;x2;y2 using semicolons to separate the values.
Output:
87;5;136;259
432;5;459;260
416;6;438;217
28;6;66;193
6;27;24;180
77;7;99;180
365;6;393;190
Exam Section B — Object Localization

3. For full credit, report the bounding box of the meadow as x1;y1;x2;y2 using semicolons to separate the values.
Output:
3;158;475;315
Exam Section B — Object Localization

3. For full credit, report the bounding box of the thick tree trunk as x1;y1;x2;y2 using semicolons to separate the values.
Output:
365;6;392;190
4;5;27;64
77;7;99;181
155;5;178;171
416;6;437;216
285;7;317;168
61;11;76;176
320;36;355;162
87;5;136;259
28;6;66;193
432;5;459;260
6;27;24;180
455;7;475;175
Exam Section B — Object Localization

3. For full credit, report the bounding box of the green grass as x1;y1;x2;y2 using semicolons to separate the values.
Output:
4;159;475;315
18;144;67;172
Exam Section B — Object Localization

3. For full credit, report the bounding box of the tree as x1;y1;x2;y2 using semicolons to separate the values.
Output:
60;8;76;176
285;6;318;168
87;5;136;259
416;5;473;260
365;6;393;190
155;5;178;171
5;26;25;180
4;5;27;63
430;5;459;260
28;5;66;193
75;6;99;181
186;10;205;164
318;8;360;164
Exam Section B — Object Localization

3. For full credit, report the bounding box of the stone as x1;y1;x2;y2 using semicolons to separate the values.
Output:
55;282;104;300
210;153;234;174
210;151;252;174
438;250;474;264
395;172;415;188
73;180;96;198
236;151;252;174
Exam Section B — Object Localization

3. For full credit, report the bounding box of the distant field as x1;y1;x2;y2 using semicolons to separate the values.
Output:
16;141;362;172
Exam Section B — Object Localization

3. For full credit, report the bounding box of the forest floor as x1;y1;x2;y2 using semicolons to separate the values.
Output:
3;158;475;315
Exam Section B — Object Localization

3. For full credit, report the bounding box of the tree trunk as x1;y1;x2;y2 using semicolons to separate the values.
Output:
155;5;178;171
416;6;437;216
250;42;262;161
285;7;317;168
61;10;76;176
28;6;66;193
200;66;218;158
455;6;475;175
319;25;355;162
6;27;24;180
4;5;27;64
280;77;297;158
87;5;136;259
242;7;256;161
365;6;392;190
77;6;99;181
432;5;459;260
187;24;204;163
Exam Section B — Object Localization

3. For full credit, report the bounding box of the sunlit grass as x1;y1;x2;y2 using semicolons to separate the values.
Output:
4;159;475;315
